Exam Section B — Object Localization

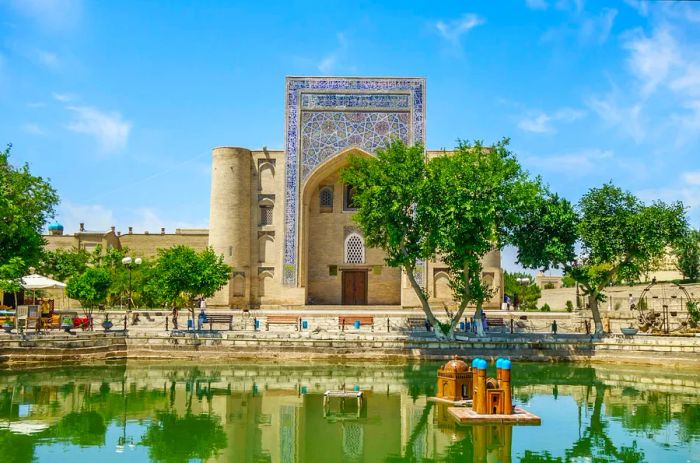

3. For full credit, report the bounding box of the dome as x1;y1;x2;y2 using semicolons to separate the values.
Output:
496;358;503;369
48;221;64;231
443;355;469;373
471;358;480;368
501;359;512;370
476;358;488;370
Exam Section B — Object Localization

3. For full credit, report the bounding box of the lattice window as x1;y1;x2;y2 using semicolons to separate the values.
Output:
260;206;273;226
344;233;365;264
319;187;333;210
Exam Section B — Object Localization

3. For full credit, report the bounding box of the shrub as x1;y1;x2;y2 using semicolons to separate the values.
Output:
565;300;574;312
540;303;551;312
543;282;556;289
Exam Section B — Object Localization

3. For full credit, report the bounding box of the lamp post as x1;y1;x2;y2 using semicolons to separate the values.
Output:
121;256;142;311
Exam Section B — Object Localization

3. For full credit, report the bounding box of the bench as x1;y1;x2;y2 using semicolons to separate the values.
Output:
340;315;374;331
266;315;300;331
204;314;233;331
407;317;429;331
486;317;506;332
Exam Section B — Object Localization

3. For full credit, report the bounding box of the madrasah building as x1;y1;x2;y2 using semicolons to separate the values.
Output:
46;77;504;310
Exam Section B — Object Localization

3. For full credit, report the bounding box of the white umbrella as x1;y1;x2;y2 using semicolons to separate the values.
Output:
20;274;66;290
20;274;67;308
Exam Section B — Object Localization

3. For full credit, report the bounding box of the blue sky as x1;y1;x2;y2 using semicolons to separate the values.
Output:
1;0;699;272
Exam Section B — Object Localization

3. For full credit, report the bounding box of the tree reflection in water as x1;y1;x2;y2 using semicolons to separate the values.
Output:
141;411;227;463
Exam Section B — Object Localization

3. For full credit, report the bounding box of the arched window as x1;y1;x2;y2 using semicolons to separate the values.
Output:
344;184;358;211
344;233;365;264
259;163;275;192
258;235;274;262
259;272;273;296
319;186;333;211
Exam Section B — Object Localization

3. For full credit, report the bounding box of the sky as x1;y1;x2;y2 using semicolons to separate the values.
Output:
1;0;699;273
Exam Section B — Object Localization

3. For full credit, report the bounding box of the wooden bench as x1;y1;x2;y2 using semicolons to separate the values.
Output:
486;317;506;332
407;317;429;331
204;314;233;331
340;315;374;331
266;315;300;331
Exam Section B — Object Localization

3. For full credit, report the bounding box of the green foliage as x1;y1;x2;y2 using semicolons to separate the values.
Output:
43;411;106;447
569;183;687;333
543;282;556;289
38;248;90;282
340;140;439;325
687;301;700;324
540;303;551;312
142;411;227;463
504;271;541;311
65;267;111;309
145;246;231;308
674;229;700;281
561;274;576;287
565;300;574;312
0;144;59;266
341;140;430;270
0;257;26;303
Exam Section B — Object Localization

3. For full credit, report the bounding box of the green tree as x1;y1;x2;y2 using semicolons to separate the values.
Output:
340;141;439;328
343;139;574;338
674;229;700;281
145;246;231;316
0;257;27;307
65;267;112;323
37;248;90;283
0;144;59;266
422;140;573;337
503;272;541;311
142;411;227;463
568;184;687;334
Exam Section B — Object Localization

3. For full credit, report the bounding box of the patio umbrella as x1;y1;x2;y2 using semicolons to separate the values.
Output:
21;274;66;290
20;274;67;307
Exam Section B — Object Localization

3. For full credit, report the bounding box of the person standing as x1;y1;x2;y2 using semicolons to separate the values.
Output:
552;320;558;335
172;307;179;330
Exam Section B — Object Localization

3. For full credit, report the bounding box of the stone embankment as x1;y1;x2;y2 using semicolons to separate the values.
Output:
0;330;698;367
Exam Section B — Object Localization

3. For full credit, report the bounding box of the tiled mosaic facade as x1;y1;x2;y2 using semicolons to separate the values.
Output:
284;77;425;286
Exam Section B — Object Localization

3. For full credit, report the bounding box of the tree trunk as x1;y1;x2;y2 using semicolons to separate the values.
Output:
446;300;470;339
405;266;446;339
589;293;604;335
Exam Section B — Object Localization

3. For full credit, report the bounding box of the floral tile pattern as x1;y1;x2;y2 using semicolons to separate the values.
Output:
284;77;425;286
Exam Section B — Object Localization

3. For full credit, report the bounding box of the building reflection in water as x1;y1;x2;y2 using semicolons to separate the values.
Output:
0;362;698;462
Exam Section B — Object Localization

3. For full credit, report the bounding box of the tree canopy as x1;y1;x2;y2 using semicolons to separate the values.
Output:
65;267;112;309
144;246;231;310
674;228;700;281
342;139;573;338
0;144;59;266
567;183;687;334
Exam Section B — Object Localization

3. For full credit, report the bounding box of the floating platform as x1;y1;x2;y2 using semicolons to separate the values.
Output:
448;406;541;425
324;390;363;399
428;396;472;407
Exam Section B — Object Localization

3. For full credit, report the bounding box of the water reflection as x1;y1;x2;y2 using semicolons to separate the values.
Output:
0;362;698;462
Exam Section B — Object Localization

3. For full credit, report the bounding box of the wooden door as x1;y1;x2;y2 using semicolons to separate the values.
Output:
342;270;367;305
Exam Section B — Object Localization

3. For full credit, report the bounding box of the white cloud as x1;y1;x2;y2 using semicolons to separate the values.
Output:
525;0;548;10
317;32;349;74
624;0;649;17
518;108;585;133
65;105;131;153
52;92;75;102
579;8;617;45
681;171;700;186
586;93;645;142
32;48;60;69
7;0;82;31
435;14;485;45
127;208;207;234
623;26;679;95
524;148;614;175
58;201;115;233
21;123;44;135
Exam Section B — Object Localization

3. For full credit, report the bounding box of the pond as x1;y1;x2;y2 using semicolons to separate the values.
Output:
0;360;698;462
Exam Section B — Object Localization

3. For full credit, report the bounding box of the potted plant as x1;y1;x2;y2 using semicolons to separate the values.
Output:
102;314;113;331
2;318;14;333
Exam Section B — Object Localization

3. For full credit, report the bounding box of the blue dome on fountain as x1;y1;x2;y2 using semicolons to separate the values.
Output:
48;221;63;231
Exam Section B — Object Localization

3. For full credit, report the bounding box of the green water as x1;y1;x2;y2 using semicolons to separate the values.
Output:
0;361;698;462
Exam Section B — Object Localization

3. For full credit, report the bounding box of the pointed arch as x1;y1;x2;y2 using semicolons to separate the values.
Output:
344;233;365;264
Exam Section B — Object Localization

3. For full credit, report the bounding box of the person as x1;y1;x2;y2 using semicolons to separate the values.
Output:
628;294;636;310
198;306;207;330
551;319;558;335
481;312;488;332
172;307;179;330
